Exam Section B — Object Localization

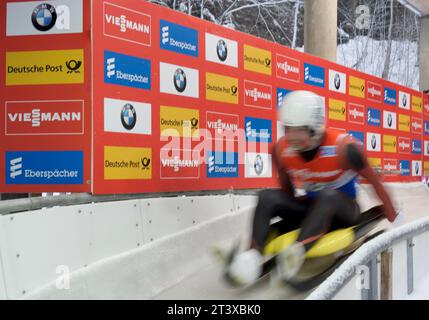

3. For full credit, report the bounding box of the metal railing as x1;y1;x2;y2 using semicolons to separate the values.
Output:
307;215;429;300
0;189;261;216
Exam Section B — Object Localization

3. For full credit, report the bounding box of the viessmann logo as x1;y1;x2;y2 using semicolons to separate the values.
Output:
348;104;364;124
398;137;411;154
206;112;239;140
104;2;151;46
160;148;200;179
412;117;422;134
6;100;83;135
276;54;300;82
244;81;272;109
367;81;382;102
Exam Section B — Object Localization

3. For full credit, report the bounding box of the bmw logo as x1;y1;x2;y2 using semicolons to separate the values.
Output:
415;162;420;175
427;143;429;155
121;104;137;130
32;3;57;32
216;39;228;62
254;154;264;176
173;68;187;93
402;94;407;107
334;73;341;90
387;113;393;127
371;135;377;149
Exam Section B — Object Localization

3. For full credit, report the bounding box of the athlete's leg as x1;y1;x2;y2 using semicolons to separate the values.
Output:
251;189;309;251
297;189;360;250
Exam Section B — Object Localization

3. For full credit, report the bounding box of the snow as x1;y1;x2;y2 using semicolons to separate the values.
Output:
337;36;419;90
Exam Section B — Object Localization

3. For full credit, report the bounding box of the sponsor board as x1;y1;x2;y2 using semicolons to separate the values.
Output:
5;100;83;135
6;151;83;184
398;114;411;132
328;70;346;94
411;117;423;135
398;137;411;154
412;95;422;113
328;99;346;122
367;132;381;152
348;76;365;98
245;153;272;178
206;72;238;104
206;151;238;178
384;87;397;106
424;140;429;157
348;103;364;125
348;131;364;144
412;139;422;155
160;20;198;57
205;33;237;67
103;2;151;46
160;62;198;98
368;157;382;170
104;146;151;180
243;45;272;75
412;160;422;176
383;159;397;176
398;91;411;110
160;105;199;137
276;54;300;82
383;110;397;130
244;80;272;109
245;117;272;143
104;50;150;89
160;149;200;179
304;63;325;88
399;160;410;176
367;107;381;127
205;111;239;141
6;0;83;36
6;49;84;85
276;87;290;109
104;98;151;135
383;135;397;153
367;81;382;103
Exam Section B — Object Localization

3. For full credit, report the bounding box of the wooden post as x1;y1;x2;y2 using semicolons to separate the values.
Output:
380;249;393;300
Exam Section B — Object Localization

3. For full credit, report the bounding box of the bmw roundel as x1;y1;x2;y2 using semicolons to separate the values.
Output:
173;68;187;93
334;73;341;90
402;94;407;107
216;39;228;62
415;162;420;175
32;3;57;32
387;113;393;127
121;103;137;130
254;154;264;176
371;135;377;149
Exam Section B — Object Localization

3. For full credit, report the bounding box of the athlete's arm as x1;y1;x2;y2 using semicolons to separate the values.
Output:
339;140;397;222
272;143;295;197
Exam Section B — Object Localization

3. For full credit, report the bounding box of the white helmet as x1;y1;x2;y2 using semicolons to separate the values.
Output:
279;90;326;149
